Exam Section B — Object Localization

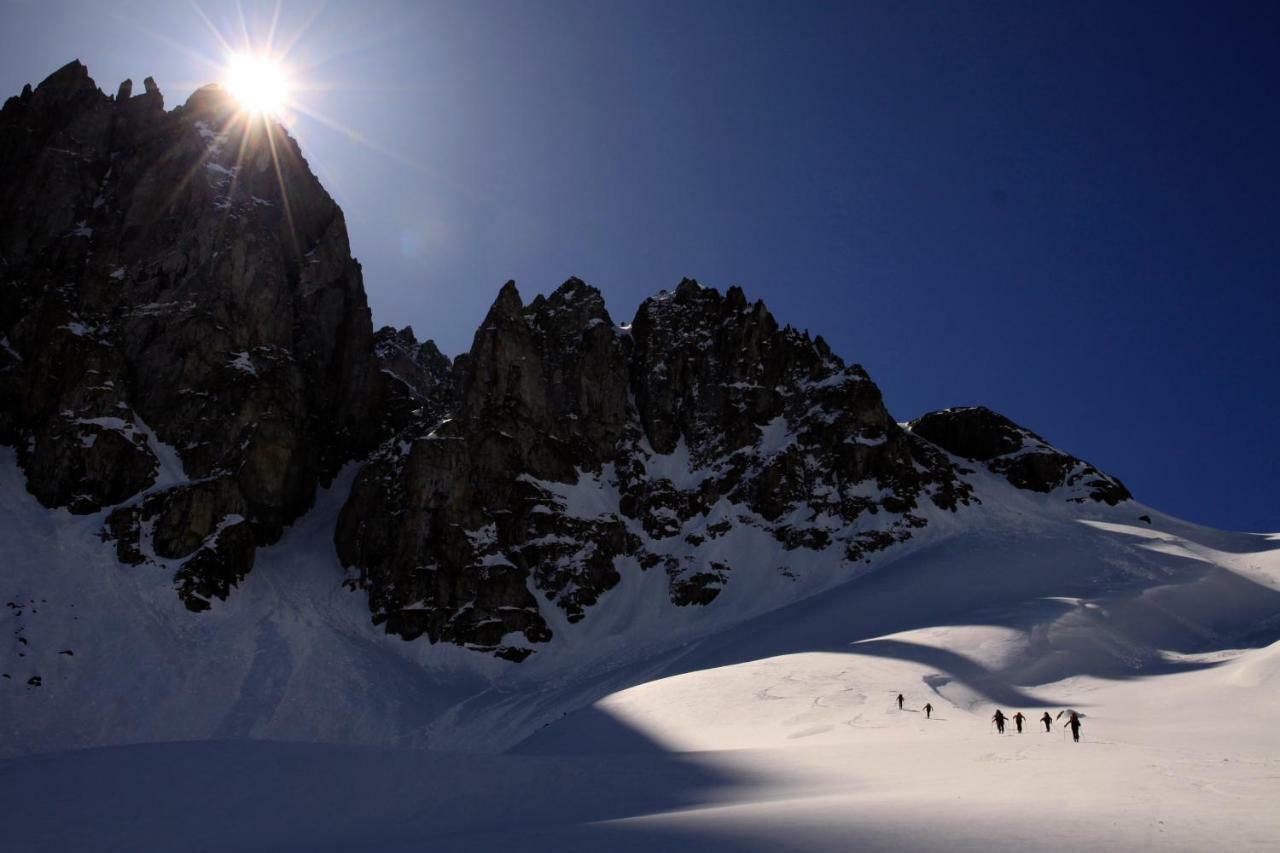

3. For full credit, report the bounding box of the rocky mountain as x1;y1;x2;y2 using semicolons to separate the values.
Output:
1;62;1134;660
333;278;1125;661
0;61;398;609
907;406;1131;505
370;325;453;437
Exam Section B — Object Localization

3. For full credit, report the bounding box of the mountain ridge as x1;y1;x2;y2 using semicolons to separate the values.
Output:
2;63;1134;663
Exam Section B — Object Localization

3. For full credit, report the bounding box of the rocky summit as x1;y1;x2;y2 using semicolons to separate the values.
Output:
1;63;1132;656
332;278;1113;661
0;61;399;609
907;406;1131;505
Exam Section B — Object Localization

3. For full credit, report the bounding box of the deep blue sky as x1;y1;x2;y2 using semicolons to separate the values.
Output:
2;1;1276;531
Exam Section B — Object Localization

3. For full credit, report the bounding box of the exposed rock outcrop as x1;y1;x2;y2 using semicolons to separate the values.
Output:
335;278;977;658
0;62;383;609
371;325;452;437
907;406;1131;505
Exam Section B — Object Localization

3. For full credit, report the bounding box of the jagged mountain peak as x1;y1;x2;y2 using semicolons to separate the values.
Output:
7;59;163;123
372;325;451;414
487;278;524;315
35;58;93;91
337;276;978;658
0;62;385;610
524;277;613;327
2;61;1136;665
525;276;611;326
340;275;1134;661
373;322;448;366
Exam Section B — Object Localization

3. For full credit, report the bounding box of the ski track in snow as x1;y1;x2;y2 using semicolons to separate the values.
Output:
1;447;1278;851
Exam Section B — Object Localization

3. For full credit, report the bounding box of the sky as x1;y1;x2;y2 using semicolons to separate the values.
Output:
1;1;1276;532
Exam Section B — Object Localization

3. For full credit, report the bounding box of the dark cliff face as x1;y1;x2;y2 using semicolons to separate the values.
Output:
336;279;636;659
907;406;1131;505
335;278;977;660
0;61;1136;654
372;325;452;437
0;61;384;609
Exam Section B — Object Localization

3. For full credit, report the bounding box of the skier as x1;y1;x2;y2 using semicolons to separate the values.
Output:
923;702;933;719
992;709;1007;734
897;693;904;710
1012;711;1026;734
1041;712;1053;733
1064;711;1083;743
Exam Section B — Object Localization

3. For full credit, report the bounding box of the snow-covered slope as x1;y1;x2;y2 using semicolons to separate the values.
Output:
2;441;1278;850
3;61;1275;852
4;430;1279;748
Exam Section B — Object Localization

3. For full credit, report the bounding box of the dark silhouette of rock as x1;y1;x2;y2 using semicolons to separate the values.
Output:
908;406;1130;504
0;62;383;610
370;325;452;436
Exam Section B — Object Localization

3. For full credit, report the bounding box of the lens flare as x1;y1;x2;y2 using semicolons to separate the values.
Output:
224;53;289;116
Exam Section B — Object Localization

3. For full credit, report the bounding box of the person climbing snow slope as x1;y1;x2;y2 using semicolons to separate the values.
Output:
1064;711;1083;743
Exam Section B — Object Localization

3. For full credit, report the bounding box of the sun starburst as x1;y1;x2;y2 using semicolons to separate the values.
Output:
223;53;290;116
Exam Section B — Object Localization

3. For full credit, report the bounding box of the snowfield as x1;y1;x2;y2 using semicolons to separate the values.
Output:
1;447;1278;851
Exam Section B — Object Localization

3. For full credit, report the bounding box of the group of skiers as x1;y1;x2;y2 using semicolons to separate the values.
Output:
896;694;1084;742
991;708;1083;741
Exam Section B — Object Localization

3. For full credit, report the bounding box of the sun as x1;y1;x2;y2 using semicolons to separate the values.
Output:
224;53;289;116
